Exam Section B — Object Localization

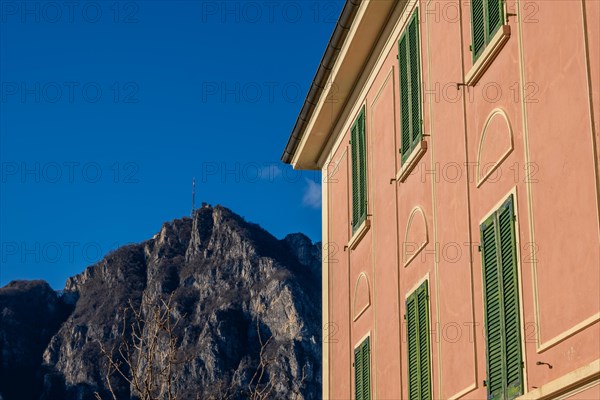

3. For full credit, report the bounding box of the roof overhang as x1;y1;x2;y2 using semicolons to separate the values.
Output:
281;0;398;170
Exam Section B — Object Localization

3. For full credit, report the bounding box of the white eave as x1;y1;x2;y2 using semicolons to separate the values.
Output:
286;0;399;170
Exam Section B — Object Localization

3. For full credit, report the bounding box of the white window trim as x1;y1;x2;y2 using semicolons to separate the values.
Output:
465;25;511;86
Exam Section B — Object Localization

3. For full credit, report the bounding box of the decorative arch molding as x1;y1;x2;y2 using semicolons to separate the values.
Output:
403;206;429;268
476;108;514;188
352;272;371;321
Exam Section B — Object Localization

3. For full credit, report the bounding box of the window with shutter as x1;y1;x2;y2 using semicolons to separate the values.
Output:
398;9;422;164
354;337;371;400
351;107;367;233
471;0;505;62
406;281;431;400
480;195;524;400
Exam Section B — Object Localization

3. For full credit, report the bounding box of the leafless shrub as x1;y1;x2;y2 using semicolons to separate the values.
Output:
94;294;188;400
94;296;308;400
247;319;308;400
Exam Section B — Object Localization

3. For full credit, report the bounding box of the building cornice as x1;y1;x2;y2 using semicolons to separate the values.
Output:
281;0;398;170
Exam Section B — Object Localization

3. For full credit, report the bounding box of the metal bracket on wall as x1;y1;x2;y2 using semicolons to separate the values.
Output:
536;361;553;369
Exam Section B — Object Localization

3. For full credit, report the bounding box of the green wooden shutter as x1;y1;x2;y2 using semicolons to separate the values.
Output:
498;198;523;400
471;0;486;60
399;33;411;161
399;9;422;163
406;293;419;399
354;342;364;399
408;11;422;149
358;109;367;226
481;195;523;400
417;284;431;400
472;0;505;61
406;281;431;400
486;0;504;41
362;337;371;400
351;107;367;233
481;213;504;400
351;121;360;231
354;337;371;400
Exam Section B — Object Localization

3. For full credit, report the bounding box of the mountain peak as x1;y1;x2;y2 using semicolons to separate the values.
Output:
0;206;322;400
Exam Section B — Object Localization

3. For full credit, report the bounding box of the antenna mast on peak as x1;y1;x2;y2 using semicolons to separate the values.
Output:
191;177;196;217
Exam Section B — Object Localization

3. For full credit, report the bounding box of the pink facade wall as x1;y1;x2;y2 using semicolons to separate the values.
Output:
324;1;600;398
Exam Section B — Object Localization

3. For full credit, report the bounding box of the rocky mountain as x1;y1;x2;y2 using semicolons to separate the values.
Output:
0;280;73;400
0;204;322;400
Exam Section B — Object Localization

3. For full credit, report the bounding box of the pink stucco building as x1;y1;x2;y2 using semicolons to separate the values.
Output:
282;1;600;399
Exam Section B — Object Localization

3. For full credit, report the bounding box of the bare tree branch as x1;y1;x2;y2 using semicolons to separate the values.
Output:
96;294;186;400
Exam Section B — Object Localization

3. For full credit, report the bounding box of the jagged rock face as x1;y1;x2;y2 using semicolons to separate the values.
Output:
10;204;321;400
0;280;72;400
283;233;322;279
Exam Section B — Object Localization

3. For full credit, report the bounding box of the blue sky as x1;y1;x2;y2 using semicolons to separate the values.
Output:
0;0;342;289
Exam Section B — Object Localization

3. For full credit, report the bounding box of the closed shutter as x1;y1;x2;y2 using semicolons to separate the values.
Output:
417;284;431;400
406;281;431;400
354;337;371;400
361;337;371;400
354;342;364;399
486;0;503;41
471;0;486;59
399;34;411;160
358;110;367;226
472;0;505;62
408;11;421;150
481;213;504;400
480;195;523;400
351;121;360;231
399;9;422;163
406;293;419;399
498;198;523;400
351;107;367;233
